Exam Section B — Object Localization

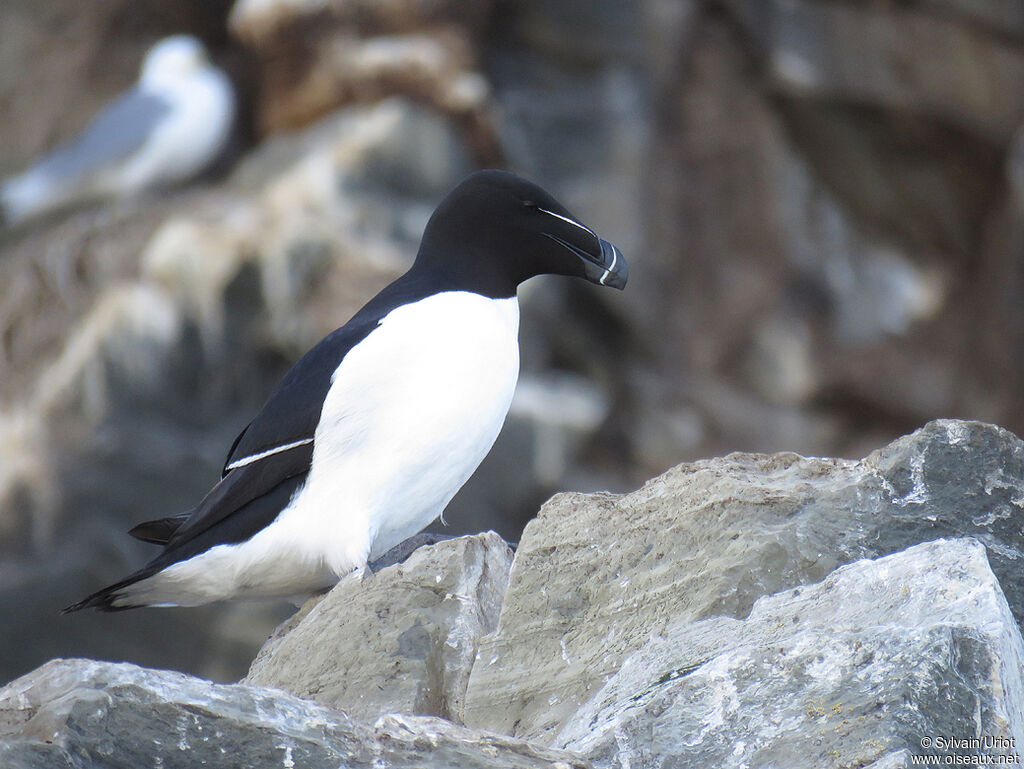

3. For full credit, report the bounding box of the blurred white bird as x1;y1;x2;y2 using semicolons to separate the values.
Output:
1;35;236;226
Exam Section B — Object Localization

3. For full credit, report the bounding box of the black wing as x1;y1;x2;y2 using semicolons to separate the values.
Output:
165;443;313;548
179;269;445;543
130;298;398;559
220;314;386;475
217;267;447;474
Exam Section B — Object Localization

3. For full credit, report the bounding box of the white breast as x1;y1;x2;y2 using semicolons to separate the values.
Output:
287;291;520;570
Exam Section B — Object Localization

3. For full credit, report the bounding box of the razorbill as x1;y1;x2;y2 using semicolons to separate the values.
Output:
1;35;235;226
64;169;627;611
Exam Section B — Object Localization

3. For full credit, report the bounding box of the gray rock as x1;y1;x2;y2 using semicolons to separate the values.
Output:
0;742;80;769
463;419;1024;742
558;538;1024;768
373;714;591;769
245;532;513;723
0;659;376;769
0;658;589;769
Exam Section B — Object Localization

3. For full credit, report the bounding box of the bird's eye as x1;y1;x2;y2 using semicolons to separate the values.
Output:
522;200;539;211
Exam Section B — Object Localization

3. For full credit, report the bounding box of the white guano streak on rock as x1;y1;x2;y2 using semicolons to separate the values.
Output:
897;451;929;507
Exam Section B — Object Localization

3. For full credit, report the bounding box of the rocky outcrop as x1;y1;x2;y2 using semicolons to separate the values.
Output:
3;419;1024;767
245;531;513;722
0;659;589;769
462;419;1024;741
559;538;1024;769
728;0;1024;142
3;419;1024;768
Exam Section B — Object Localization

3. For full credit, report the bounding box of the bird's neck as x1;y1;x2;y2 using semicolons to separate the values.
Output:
411;248;519;300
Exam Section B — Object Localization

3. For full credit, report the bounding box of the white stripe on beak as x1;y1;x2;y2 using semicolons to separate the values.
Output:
600;243;619;286
537;207;598;240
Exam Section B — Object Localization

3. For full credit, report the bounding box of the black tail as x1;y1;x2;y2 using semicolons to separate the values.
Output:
61;591;134;613
61;564;161;613
128;512;190;545
62;516;192;612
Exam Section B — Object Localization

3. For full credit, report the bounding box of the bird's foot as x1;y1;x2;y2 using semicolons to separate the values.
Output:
368;531;460;573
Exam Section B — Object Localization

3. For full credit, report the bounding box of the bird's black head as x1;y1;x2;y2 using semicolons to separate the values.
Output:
414;170;628;298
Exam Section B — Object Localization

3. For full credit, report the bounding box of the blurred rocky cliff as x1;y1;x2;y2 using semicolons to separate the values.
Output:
2;0;1024;682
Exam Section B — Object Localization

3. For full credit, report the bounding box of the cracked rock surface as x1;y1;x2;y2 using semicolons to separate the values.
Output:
245;531;513;723
463;420;1024;745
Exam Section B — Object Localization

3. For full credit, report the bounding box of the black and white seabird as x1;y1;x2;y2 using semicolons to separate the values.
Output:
64;169;627;611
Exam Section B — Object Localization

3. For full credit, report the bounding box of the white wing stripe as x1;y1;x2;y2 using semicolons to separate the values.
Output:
226;437;313;471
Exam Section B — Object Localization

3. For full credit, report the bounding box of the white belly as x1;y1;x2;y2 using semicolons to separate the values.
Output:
301;291;520;568
125;292;519;606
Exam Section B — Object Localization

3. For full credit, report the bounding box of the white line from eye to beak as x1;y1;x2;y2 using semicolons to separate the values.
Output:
226;437;313;471
600;243;619;285
537;207;598;240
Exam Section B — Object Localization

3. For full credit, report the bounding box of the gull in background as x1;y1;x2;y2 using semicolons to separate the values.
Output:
1;35;236;226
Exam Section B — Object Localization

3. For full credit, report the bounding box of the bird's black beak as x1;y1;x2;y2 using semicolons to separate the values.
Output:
586;237;628;290
542;225;628;290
